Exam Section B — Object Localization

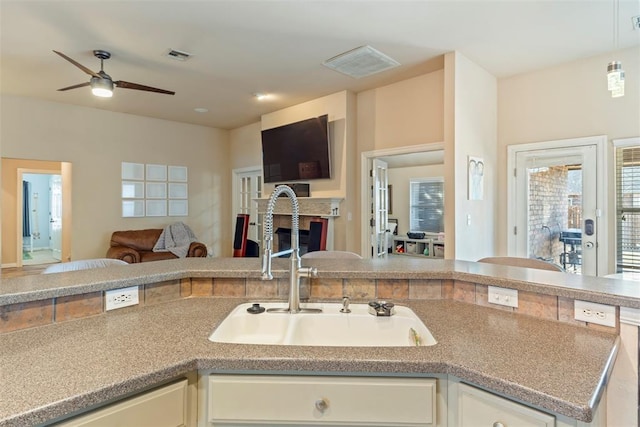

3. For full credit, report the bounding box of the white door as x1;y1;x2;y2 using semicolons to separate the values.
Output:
49;175;63;261
513;145;598;275
233;168;262;243
371;158;389;258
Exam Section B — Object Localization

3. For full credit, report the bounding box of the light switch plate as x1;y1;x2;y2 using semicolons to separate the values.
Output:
574;300;616;327
488;286;518;308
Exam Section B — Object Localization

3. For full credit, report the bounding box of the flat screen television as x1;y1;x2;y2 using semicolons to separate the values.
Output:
261;114;331;183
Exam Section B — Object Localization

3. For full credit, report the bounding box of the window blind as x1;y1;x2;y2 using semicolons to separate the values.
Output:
616;145;640;272
410;178;444;233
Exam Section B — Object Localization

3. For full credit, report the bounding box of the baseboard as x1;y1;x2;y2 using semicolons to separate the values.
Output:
1;263;18;268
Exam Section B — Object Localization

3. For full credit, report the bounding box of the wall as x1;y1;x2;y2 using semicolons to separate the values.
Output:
445;52;498;261
229;122;262;170
357;70;445;153
497;47;640;262
388;164;445;236
1;95;231;263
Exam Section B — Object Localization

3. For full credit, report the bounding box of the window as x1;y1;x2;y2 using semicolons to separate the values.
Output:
616;142;640;272
410;178;444;233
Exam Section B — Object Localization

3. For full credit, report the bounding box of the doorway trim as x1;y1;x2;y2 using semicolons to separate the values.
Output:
231;166;263;246
506;135;608;276
17;168;59;268
13;163;71;268
360;142;445;258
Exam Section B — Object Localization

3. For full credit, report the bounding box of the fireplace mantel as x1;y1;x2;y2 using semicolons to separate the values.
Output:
254;197;343;217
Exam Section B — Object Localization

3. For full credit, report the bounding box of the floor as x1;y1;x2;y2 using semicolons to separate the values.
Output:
2;249;59;278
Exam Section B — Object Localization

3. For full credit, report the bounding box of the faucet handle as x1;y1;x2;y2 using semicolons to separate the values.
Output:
340;296;351;313
298;266;317;278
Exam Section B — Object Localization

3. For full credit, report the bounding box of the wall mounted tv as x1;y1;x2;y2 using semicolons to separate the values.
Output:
261;114;331;183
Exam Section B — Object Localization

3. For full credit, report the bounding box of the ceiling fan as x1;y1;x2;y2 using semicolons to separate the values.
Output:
53;50;175;97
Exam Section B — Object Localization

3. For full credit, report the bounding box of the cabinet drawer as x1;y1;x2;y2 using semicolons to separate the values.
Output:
55;379;188;427
457;383;555;427
208;375;436;426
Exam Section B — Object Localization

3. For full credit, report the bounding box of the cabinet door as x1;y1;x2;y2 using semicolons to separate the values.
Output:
455;383;555;427
55;379;188;427
208;375;437;426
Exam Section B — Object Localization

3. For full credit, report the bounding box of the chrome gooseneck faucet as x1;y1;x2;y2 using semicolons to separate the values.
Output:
261;185;319;313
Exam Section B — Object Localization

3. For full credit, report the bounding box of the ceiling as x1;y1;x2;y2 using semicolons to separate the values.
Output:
1;1;639;130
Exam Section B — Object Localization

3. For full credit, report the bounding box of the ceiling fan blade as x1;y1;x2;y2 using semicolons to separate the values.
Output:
53;50;101;78
115;80;175;95
57;82;91;91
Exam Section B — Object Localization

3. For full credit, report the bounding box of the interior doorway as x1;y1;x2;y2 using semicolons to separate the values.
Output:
360;143;445;258
5;160;72;269
21;173;61;266
232;167;263;249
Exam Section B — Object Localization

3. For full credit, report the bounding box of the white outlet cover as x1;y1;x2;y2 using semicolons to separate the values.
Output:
488;286;518;308
105;286;139;311
574;300;616;327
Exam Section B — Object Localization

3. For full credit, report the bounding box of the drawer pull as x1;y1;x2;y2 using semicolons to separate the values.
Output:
493;422;505;427
315;398;329;413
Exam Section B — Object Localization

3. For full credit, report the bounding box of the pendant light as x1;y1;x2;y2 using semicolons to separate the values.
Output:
607;0;624;98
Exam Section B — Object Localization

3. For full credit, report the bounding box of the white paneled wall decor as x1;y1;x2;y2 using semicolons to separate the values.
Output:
121;162;188;218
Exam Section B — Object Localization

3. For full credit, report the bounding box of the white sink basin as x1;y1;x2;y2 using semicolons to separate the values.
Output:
209;302;437;347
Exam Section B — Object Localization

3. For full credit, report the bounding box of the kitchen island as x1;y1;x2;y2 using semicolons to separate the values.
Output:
0;257;636;426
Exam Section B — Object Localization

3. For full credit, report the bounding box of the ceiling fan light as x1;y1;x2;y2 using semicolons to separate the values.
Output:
91;87;113;98
90;76;114;98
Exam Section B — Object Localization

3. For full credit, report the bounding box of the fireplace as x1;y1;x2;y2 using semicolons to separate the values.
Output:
255;196;342;252
275;228;310;257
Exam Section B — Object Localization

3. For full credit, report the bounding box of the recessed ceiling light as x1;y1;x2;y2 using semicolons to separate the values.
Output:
253;93;269;100
194;107;208;113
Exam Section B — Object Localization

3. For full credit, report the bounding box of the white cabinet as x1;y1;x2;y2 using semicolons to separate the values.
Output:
449;382;555;427
54;379;189;427
206;375;437;426
393;237;444;258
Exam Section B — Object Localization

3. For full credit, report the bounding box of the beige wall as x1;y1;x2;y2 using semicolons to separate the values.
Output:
1;95;231;263
447;52;498;261
357;70;445;153
230;122;262;170
388;164;445;236
497;47;640;257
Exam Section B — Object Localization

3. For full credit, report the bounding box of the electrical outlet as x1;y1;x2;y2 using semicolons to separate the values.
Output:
488;286;518;308
105;286;139;311
574;300;616;327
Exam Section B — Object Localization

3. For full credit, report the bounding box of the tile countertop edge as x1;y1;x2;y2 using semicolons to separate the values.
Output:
2;257;640;308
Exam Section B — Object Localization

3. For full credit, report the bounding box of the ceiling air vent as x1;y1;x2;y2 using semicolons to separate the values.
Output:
323;45;400;79
166;49;192;61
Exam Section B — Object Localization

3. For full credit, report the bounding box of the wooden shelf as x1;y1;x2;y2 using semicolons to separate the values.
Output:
393;236;444;258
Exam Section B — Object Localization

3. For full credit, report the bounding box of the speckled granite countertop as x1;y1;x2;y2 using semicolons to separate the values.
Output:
2;257;640;308
0;297;618;426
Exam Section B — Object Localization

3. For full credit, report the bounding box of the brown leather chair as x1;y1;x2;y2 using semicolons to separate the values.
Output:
106;229;207;263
